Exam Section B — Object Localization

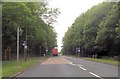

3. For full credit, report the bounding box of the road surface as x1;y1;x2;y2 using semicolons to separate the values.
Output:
17;56;119;79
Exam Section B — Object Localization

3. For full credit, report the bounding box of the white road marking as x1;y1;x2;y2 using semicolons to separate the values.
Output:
69;62;75;65
75;64;84;66
71;63;76;66
89;72;103;79
79;67;86;71
69;62;73;64
69;62;84;66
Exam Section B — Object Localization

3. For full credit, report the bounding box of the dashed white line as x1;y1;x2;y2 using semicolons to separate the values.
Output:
79;67;86;71
75;64;84;66
69;62;73;64
69;62;75;65
71;63;76;66
69;62;83;66
89;72;103;79
69;63;75;66
69;62;103;79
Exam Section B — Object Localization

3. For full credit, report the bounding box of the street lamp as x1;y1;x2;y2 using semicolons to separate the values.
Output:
17;27;22;65
17;27;19;65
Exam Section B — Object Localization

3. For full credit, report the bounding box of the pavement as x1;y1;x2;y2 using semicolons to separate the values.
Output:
17;56;119;79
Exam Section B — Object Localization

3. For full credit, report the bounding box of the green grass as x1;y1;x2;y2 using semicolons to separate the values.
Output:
2;56;48;77
84;58;119;66
0;61;2;79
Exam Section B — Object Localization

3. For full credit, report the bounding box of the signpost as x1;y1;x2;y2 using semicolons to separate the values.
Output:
22;41;27;62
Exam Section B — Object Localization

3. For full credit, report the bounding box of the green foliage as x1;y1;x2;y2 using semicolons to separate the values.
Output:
116;20;120;38
95;4;118;55
62;2;119;57
2;2;59;59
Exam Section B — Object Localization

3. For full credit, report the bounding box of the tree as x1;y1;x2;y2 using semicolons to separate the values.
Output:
95;3;119;56
2;2;32;60
62;2;119;57
2;2;60;60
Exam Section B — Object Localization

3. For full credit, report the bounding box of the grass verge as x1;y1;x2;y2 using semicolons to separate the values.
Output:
84;58;119;66
0;61;2;79
2;56;49;77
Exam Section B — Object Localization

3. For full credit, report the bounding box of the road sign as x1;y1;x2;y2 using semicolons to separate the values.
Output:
25;45;27;49
22;41;26;46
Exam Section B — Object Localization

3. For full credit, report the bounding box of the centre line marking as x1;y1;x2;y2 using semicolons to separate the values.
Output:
71;64;76;66
79;67;86;71
69;62;73;64
75;64;84;66
69;62;84;67
89;72;103;79
69;62;75;65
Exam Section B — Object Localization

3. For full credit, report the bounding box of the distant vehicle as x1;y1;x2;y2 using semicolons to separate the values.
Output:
52;47;58;56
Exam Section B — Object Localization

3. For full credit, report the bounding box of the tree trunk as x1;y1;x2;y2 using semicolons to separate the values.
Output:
4;46;11;60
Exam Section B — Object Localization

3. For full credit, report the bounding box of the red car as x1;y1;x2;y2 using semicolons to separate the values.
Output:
52;48;58;56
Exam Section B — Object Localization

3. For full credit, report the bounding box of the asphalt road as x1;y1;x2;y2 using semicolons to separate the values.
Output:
17;56;119;79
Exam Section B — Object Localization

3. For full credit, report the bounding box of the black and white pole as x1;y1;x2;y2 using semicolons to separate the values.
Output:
17;27;19;65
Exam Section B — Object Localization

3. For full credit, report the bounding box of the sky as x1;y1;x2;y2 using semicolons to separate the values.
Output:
48;0;104;52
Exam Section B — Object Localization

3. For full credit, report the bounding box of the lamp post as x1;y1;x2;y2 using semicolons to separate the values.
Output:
17;27;19;65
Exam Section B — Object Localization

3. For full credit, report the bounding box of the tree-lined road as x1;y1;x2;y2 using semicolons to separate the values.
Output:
2;2;120;79
17;56;118;78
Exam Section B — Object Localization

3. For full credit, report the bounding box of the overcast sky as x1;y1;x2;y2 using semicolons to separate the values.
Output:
48;0;104;52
